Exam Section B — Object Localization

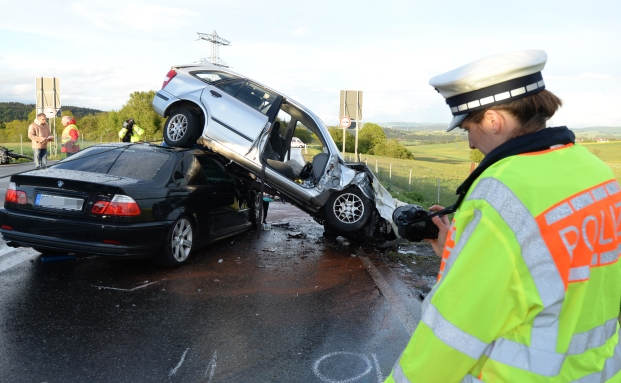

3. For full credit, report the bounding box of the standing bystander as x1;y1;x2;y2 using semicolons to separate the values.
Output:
28;113;53;169
60;116;80;158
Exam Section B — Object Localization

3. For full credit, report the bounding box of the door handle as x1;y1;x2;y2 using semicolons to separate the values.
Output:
210;90;222;98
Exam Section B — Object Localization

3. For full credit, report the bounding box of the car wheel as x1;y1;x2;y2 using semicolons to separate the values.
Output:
158;215;195;266
164;107;201;148
250;191;263;228
324;188;372;233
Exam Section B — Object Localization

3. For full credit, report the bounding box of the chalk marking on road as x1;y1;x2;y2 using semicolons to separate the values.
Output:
168;347;190;377
91;280;159;292
312;351;372;383
359;256;420;334
371;353;383;382
204;350;217;382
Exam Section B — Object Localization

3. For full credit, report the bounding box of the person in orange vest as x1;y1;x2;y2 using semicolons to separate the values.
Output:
387;50;620;382
60;116;80;158
27;113;54;169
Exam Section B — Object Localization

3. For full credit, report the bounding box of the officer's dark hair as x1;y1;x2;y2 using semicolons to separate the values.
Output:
464;90;563;134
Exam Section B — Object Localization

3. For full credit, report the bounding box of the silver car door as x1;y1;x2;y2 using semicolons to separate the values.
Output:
201;81;270;156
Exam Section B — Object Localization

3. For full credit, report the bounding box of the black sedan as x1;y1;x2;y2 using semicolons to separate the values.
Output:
0;143;263;266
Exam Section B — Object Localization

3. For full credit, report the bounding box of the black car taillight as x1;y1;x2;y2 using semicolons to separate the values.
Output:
162;69;177;89
91;195;141;216
5;182;26;205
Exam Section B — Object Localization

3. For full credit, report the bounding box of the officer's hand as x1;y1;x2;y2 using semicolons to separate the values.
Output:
424;204;451;257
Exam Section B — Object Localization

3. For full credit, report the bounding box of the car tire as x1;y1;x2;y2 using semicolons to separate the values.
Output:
157;215;195;266
323;188;372;234
250;191;263;229
164;107;201;148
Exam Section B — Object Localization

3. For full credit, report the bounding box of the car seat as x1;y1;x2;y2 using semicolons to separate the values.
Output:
311;153;329;183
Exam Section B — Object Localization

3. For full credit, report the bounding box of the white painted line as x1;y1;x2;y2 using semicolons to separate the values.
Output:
168;347;190;377
360;256;421;334
371;353;383;383
312;351;372;383
0;248;39;274
204;350;217;382
91;281;159;292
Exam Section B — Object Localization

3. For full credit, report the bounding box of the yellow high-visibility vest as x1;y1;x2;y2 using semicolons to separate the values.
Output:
387;143;621;382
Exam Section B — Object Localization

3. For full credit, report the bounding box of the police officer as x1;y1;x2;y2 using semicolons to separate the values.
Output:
118;118;144;143
387;50;621;382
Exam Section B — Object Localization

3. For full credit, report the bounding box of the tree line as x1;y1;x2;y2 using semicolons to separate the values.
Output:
0;91;164;143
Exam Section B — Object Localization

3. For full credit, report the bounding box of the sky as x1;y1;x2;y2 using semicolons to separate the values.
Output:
1;0;620;128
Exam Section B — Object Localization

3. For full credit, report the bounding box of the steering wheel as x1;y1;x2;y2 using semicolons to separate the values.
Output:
299;162;313;179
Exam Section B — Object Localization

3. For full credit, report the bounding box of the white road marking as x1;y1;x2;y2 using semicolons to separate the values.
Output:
312;351;372;383
168;348;190;377
0;248;39;273
360;256;421;334
204;350;217;382
371;353;383;382
91;281;159;292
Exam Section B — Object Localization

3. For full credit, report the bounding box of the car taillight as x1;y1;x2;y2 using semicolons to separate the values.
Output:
162;69;177;89
5;182;26;205
91;195;141;216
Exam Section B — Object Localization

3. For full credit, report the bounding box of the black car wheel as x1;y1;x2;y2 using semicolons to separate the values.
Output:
164;107;201;148
324;188;372;233
158;215;195;266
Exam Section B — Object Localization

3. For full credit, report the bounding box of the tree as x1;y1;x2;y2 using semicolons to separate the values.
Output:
370;139;414;159
328;126;355;152
119;91;164;141
358;122;387;153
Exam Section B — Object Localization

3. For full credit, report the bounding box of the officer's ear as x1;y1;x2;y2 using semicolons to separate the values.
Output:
482;110;504;134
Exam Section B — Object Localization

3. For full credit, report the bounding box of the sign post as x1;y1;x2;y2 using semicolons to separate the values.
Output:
35;77;61;155
340;116;351;156
339;90;363;160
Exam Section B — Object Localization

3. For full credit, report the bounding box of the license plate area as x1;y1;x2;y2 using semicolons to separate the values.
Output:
35;193;84;211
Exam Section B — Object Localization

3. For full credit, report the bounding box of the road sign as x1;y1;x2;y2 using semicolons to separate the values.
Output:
35;77;61;116
340;116;351;129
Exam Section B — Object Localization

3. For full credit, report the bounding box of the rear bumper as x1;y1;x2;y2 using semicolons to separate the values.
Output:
152;90;177;116
0;208;171;257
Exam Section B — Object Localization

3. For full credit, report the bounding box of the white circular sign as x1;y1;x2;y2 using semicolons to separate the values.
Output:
340;117;351;129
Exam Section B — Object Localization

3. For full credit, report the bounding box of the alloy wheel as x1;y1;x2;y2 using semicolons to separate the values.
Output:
167;114;188;141
332;192;364;224
171;217;193;263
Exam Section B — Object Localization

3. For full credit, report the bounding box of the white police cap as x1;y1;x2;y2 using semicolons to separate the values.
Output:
430;50;548;131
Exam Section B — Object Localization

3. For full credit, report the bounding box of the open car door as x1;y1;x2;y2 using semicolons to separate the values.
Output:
201;79;282;156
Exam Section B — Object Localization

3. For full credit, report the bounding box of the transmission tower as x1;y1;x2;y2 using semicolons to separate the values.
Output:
197;31;231;67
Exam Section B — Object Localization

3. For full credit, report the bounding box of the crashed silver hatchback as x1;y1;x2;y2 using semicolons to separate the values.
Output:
152;64;400;239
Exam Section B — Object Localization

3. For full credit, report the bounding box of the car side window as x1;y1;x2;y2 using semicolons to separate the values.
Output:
214;79;245;97
196;156;233;183
184;156;209;186
235;81;278;116
192;71;239;84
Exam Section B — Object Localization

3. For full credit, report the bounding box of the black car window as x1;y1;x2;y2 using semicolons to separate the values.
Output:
109;149;171;180
196;156;233;183
54;146;121;173
54;146;171;181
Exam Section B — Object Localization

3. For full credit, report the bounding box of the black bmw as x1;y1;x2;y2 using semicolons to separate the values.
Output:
0;143;263;266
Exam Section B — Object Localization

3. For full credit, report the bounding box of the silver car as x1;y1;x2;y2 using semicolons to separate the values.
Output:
152;64;399;239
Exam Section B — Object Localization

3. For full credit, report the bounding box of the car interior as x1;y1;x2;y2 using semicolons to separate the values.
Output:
261;102;329;187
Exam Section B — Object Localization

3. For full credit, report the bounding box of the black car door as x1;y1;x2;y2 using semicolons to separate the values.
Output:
191;155;249;236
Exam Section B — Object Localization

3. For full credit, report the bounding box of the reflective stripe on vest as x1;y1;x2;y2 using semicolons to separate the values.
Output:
460;375;484;383
572;328;621;382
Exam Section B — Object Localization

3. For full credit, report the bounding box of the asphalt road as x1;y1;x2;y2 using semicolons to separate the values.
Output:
0;163;433;383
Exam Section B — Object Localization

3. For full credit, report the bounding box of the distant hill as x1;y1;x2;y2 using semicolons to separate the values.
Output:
383;122;448;131
0;102;102;123
572;126;621;138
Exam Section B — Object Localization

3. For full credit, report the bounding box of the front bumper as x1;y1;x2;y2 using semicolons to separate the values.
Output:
0;208;171;257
